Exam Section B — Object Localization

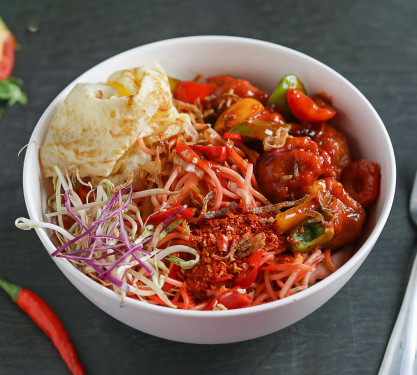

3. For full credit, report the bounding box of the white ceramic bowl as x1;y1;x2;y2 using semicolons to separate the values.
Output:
23;36;396;344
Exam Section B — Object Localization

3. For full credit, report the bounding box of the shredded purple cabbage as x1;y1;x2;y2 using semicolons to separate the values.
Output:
83;259;130;293
258;146;300;159
64;190;89;232
91;234;125;241
98;243;148;278
51;226;96;257
162;205;187;228
92;187;132;226
52;184;155;292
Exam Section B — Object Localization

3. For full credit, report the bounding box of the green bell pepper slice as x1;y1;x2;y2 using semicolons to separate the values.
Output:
229;120;291;141
289;219;334;253
267;74;306;117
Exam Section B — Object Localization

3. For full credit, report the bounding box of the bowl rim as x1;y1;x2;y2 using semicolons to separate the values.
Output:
23;35;396;318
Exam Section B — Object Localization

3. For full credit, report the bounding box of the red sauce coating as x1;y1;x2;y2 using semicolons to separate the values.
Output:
341;159;380;207
255;137;330;203
207;74;269;105
314;124;351;179
255;107;285;123
311;178;365;249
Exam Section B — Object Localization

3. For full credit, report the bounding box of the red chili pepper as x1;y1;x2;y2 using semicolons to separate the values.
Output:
287;88;337;122
174;81;215;108
234;250;264;289
194;145;227;164
174;145;200;164
147;205;195;225
341;159;380;207
0;278;85;375
0;19;16;79
222;132;245;142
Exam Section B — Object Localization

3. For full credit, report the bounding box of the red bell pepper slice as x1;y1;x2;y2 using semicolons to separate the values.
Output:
194;145;226;164
341;159;380;207
287;88;337;122
147;205;195;225
0;20;16;79
174;81;215;108
234;250;264;289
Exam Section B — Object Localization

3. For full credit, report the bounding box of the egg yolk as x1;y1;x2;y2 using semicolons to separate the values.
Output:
107;82;131;97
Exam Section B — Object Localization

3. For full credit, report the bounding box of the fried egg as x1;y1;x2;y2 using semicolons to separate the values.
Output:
40;64;192;179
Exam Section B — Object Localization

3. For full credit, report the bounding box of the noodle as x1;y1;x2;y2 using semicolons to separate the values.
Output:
33;68;378;312
198;162;223;210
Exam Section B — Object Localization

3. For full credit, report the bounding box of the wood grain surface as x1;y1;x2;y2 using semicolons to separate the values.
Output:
0;1;416;374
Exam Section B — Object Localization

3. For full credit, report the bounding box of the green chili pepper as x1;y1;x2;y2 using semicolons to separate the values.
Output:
267;74;306;117
289;219;334;253
229;120;291;141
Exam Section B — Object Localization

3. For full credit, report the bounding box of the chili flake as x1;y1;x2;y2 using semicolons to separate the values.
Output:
181;209;287;297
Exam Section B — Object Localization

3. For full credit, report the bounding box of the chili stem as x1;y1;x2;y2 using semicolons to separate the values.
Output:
0;277;22;302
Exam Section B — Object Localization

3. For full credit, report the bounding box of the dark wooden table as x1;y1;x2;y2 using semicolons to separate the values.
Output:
0;1;415;374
